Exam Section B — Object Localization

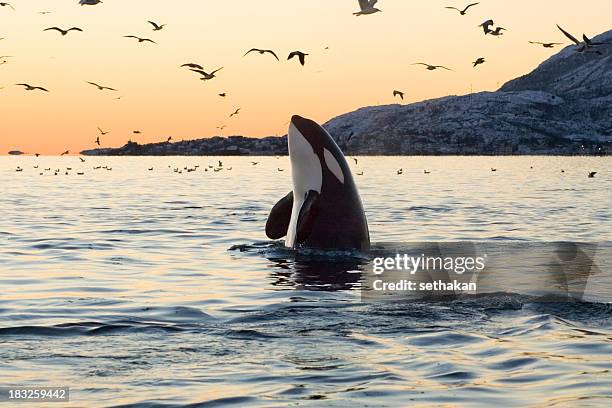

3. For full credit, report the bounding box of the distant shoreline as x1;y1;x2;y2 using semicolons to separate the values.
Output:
75;135;609;157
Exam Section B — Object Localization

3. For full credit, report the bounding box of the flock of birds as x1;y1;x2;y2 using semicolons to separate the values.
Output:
1;0;609;155
12;156;598;180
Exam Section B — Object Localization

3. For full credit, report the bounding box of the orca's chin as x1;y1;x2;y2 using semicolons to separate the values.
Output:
288;118;323;195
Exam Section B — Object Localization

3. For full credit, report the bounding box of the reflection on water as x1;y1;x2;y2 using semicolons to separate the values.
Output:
0;156;610;407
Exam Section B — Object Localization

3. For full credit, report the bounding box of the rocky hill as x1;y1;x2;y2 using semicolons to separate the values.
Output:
83;30;612;156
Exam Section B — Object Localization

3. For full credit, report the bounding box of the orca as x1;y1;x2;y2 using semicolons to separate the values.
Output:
265;115;370;251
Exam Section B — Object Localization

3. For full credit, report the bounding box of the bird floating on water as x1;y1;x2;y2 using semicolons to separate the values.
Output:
44;27;83;36
588;172;597;178
244;48;279;61
445;3;479;16
354;0;381;16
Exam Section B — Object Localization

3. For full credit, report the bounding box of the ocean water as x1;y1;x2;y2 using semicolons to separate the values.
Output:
0;156;610;407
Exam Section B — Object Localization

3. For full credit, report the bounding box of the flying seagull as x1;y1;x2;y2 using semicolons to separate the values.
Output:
445;3;479;15
529;41;563;48
229;108;241;118
412;63;452;71
479;19;494;35
217;125;227;131
87;81;117;91
393;90;404;100
472;57;486;67
60;150;70;156
0;2;15;10
556;25;610;54
190;67;223;81
16;83;49;91
354;0;381;16
288;51;308;66
97;127;110;135
79;0;102;5
489;27;506;36
148;21;166;31
218;93;227;97
180;63;204;70
44;27;83;36
244;48;279;61
124;35;157;44
95;136;101;146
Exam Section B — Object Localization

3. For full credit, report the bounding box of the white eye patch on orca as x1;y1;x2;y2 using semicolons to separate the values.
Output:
323;148;345;184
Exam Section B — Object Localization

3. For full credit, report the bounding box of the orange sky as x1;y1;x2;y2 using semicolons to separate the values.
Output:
0;0;610;155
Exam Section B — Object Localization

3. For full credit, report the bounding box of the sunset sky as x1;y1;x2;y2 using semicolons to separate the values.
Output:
0;0;610;155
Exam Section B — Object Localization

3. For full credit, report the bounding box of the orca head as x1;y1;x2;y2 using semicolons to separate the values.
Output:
288;115;348;197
